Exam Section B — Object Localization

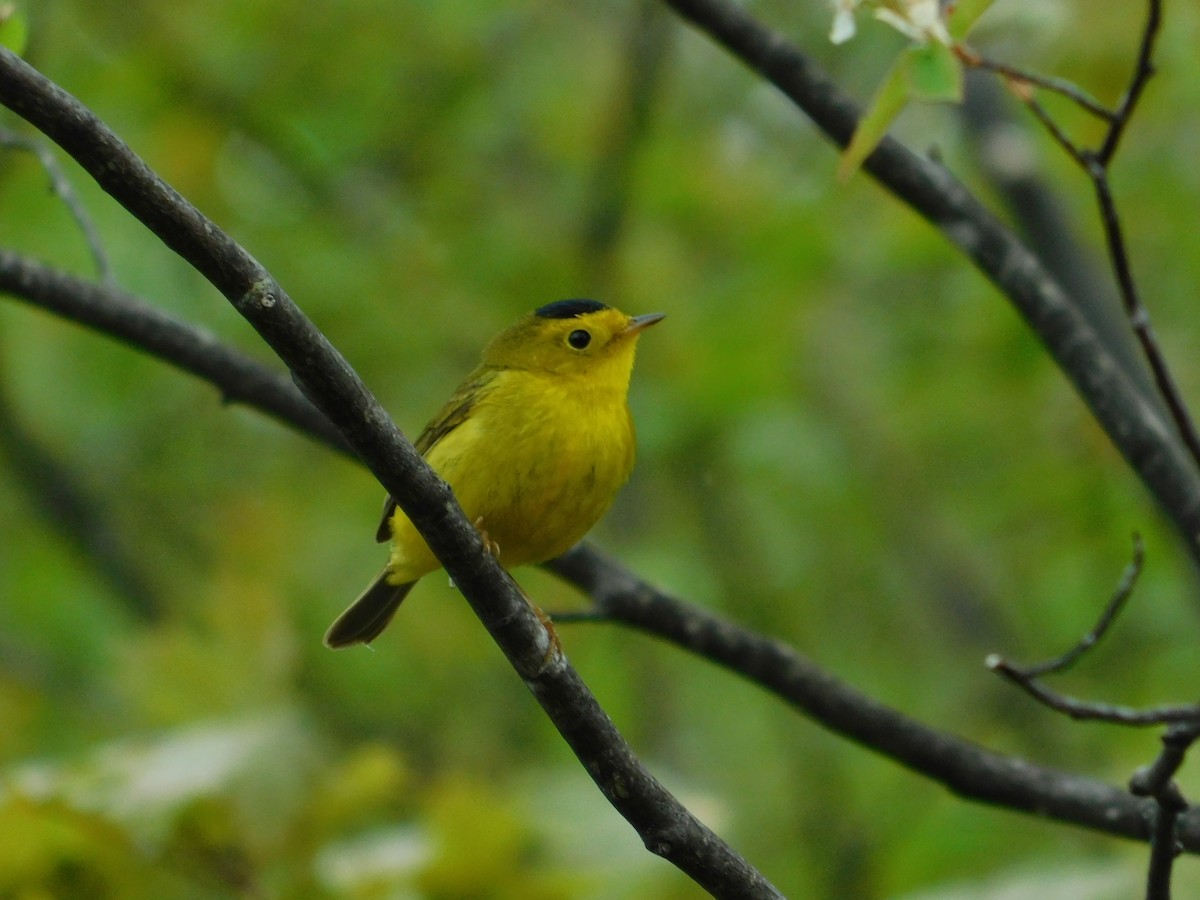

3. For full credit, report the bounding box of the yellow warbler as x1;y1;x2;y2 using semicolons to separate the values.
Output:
325;299;663;648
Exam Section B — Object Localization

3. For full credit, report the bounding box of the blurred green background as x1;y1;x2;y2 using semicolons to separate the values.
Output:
3;1;1200;896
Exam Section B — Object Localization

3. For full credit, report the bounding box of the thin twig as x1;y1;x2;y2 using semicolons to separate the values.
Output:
1018;533;1144;679
987;657;1200;726
1088;0;1200;475
0;128;111;282
957;48;1115;122
1089;164;1200;467
984;535;1200;727
988;0;1200;468
1099;0;1162;166
961;71;1161;409
1023;95;1089;168
545;544;1195;846
658;0;1200;576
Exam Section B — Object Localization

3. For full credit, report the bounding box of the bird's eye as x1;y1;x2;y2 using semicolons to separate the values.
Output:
567;329;591;349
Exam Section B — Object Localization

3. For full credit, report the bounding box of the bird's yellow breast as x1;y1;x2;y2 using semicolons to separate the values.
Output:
386;367;636;583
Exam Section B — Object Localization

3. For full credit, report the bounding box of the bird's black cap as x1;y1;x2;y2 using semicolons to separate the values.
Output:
535;298;608;319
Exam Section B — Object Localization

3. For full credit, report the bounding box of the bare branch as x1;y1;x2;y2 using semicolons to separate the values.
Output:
657;0;1200;570
543;544;1194;846
957;48;1115;123
0;49;780;898
1088;163;1200;468
1015;534;1144;680
1022;94;1090;168
985;536;1200;727
11;248;1200;856
1099;0;1162;166
987;657;1200;727
969;17;1195;892
960;72;1160;410
969;0;1200;469
2;0;1198;884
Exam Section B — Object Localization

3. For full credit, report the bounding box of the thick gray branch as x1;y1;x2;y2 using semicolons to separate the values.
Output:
6;251;1199;854
662;0;1200;559
0;48;778;898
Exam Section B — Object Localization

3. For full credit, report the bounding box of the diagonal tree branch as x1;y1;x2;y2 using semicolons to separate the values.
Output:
982;1;1199;476
0;49;780;898
658;0;1200;564
3;0;1198;884
8;251;1200;853
545;544;1200;851
959;72;1158;409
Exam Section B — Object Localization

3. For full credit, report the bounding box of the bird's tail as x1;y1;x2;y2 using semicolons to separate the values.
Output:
324;569;416;649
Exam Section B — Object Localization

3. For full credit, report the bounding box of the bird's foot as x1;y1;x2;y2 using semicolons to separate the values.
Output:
515;584;562;664
473;516;501;560
531;599;562;663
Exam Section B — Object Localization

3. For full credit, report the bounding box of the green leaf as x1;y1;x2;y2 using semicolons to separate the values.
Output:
838;57;910;182
902;42;963;103
947;0;997;39
0;4;27;55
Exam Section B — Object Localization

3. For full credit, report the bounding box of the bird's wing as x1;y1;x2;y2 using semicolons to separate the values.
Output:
374;372;491;543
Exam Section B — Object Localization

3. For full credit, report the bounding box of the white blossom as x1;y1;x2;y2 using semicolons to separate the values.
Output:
829;0;863;44
832;0;953;46
875;0;952;44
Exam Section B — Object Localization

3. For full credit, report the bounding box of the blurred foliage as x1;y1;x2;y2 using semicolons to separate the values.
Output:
2;0;1200;896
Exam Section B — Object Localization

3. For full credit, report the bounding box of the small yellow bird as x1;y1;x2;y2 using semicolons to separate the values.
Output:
325;299;663;649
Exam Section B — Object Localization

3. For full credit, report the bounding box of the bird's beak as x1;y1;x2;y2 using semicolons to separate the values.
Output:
622;312;666;336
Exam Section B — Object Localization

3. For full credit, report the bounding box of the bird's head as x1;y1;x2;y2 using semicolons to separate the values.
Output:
482;299;664;384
